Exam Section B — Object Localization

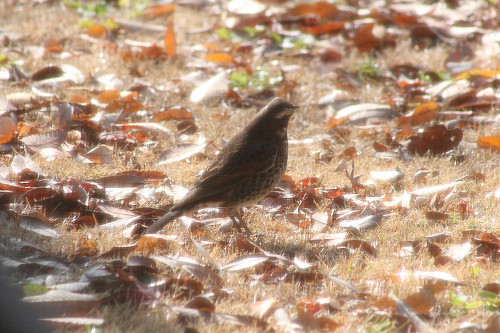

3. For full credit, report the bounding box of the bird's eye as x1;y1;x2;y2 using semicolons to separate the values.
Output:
275;108;296;119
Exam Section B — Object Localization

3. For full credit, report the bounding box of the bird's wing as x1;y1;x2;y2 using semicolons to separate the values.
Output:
178;139;282;206
200;139;280;186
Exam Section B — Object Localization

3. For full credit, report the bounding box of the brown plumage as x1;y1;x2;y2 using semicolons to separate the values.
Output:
144;97;298;234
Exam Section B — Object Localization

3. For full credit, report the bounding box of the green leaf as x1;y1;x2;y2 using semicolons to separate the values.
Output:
230;71;250;89
217;27;230;39
78;19;96;29
464;300;484;310
360;62;380;80
271;32;282;43
479;290;498;300
62;0;83;9
244;26;258;38
217;28;242;42
103;18;120;30
23;284;48;296
93;3;110;15
472;266;479;277
449;291;468;307
292;34;315;49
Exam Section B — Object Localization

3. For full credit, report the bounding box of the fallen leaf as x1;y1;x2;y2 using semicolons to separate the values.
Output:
290;2;339;19
155;143;205;165
222;254;270;271
338;213;384;231
97;90;121;103
153;106;194;121
86;24;106;38
23;290;101;317
477;136;500;151
409;101;439;124
250;298;277;318
41;317;104;328
407;125;463;155
144;4;176;16
302;22;344;35
204;53;235;64
190;71;228;103
164;21;176;57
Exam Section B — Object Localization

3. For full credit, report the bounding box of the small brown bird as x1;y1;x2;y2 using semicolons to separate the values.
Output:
144;98;298;234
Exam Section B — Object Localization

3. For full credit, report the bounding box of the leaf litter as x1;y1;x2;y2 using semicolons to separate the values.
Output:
0;0;499;332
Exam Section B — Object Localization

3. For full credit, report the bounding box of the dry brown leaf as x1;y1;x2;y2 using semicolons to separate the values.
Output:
19;215;60;238
86;24;106;38
373;141;388;152
309;232;347;246
290;1;339;19
97;90;121;104
396;116;414;138
164;21;176;57
425;211;450;221
341;146;357;159
455;69;500;80
325;116;346;130
352;24;381;52
71;238;98;259
144;4;176;16
204;53;235;64
0;117;16;144
486;315;500;333
372;295;397;310
403;284;439;315
407;125;463;155
410;101;439;124
250;298;277;318
153;106;193;121
31;65;64;81
11;155;43;178
117;122;170;135
302;22;344;35
338;239;377;256
98;244;137;258
136;234;177;253
477;136;500;151
222;254;269;271
44;39;63;53
84;145;113;164
185;296;215;313
139;44;165;59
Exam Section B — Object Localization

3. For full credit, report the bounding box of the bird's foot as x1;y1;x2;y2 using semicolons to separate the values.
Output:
230;215;253;235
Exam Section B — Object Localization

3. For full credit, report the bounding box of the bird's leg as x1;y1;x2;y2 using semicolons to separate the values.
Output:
230;209;253;234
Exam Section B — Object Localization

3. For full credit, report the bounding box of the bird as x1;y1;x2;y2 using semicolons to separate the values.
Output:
144;97;298;234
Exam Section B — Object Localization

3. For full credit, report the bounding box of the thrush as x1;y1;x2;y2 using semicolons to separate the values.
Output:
144;97;298;234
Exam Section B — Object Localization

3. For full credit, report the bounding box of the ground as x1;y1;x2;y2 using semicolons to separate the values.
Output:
0;1;499;332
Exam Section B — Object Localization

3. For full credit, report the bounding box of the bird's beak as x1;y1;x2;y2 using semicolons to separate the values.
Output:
291;104;299;110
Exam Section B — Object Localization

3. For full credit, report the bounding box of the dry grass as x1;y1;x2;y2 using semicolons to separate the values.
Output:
1;1;499;333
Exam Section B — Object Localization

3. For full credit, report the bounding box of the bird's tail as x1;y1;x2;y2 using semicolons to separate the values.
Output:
143;209;182;234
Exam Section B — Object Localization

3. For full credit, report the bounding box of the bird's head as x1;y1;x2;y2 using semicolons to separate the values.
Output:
265;97;299;120
247;98;299;139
